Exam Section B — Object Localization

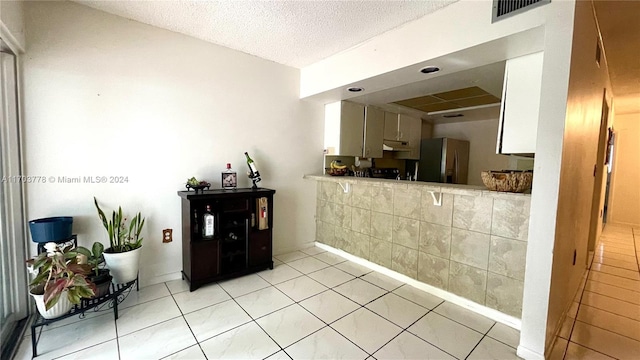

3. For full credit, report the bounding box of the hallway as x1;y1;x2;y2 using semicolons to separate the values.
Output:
551;224;640;359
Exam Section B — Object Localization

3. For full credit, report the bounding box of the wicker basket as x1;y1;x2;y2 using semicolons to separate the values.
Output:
481;170;533;193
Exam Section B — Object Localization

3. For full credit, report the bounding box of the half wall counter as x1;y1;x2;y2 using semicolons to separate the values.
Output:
304;174;531;318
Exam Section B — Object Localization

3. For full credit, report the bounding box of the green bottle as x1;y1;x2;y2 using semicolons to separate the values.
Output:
244;152;261;178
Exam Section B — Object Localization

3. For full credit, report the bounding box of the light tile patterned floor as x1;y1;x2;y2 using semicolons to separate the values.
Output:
551;224;640;359
14;245;522;360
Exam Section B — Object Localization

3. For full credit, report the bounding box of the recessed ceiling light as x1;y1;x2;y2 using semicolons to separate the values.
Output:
420;66;440;74
347;87;364;92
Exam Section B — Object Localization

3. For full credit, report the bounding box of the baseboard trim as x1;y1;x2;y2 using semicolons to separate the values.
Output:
517;345;545;360
315;242;522;331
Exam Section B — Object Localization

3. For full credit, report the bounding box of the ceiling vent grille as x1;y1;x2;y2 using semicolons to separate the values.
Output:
492;0;551;22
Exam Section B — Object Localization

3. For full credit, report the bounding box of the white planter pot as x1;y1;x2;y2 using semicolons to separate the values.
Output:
30;287;72;319
103;246;141;284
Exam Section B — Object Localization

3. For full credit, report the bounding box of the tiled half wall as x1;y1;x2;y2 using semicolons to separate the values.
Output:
311;176;531;318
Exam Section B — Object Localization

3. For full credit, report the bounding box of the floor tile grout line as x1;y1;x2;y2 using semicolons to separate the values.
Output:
591;261;639;271
582;289;640;306
583;288;640;305
217;280;289;358
588;270;640;281
590;263;640;274
429;300;499;336
47;339;119;360
463;334;488;360
589;270;640;283
593;249;637;257
578;302;640;319
572;318;640;343
585;278;640;293
166;285;210;360
566;339;622;359
595;248;638;256
587;278;638;292
363;309;438;359
403;309;475;360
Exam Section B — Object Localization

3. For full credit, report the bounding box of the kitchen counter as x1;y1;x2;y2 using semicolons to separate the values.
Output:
305;173;531;318
303;174;531;198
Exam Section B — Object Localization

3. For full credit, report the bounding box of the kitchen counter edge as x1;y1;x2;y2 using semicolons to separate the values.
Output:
303;174;531;198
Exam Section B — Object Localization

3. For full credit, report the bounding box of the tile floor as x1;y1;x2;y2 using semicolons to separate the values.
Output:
550;224;640;359
13;246;522;360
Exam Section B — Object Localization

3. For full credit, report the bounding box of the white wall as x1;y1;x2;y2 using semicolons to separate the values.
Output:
609;112;640;226
0;0;25;52
432;118;510;186
22;1;323;285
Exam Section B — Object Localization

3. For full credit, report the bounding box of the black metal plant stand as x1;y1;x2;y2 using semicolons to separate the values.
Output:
30;277;139;357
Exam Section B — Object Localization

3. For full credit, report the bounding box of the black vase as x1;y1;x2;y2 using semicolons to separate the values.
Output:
88;269;112;299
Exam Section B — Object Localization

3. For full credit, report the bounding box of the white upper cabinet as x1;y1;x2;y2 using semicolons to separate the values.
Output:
384;111;399;140
395;114;422;160
383;111;421;160
363;106;384;158
497;51;544;155
324;101;384;158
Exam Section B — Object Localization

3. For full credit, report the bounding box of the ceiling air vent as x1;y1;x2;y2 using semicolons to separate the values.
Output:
492;0;551;23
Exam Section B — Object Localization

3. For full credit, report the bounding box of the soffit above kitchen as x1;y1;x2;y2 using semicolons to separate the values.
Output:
349;60;506;124
74;0;458;68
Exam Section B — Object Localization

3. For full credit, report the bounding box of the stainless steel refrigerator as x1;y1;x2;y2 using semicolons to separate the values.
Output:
417;138;470;184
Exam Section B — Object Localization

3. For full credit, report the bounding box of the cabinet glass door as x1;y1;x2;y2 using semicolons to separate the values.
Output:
219;215;249;274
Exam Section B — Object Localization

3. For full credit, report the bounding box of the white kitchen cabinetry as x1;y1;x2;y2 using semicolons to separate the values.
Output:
363;106;384;158
396;114;422;160
496;51;544;155
324;101;384;158
384;111;399;140
383;112;421;160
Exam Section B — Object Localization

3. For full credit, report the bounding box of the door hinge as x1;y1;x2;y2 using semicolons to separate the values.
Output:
593;164;597;177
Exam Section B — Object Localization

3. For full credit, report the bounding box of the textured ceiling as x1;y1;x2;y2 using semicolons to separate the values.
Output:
75;0;457;68
594;1;640;114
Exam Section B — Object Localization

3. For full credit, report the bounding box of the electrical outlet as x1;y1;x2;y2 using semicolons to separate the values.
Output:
163;229;173;243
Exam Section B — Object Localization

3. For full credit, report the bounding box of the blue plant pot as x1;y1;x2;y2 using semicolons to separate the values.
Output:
28;217;73;243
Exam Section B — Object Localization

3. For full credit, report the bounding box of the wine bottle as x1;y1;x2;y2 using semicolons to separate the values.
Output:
244;152;261;178
222;163;237;190
202;205;215;239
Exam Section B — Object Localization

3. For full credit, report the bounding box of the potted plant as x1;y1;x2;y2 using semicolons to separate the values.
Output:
94;197;145;284
76;242;112;298
26;242;96;319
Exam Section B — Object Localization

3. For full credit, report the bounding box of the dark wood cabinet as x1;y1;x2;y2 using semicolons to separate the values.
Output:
178;188;275;291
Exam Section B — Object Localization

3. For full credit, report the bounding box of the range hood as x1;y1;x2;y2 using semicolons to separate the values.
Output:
383;140;412;151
